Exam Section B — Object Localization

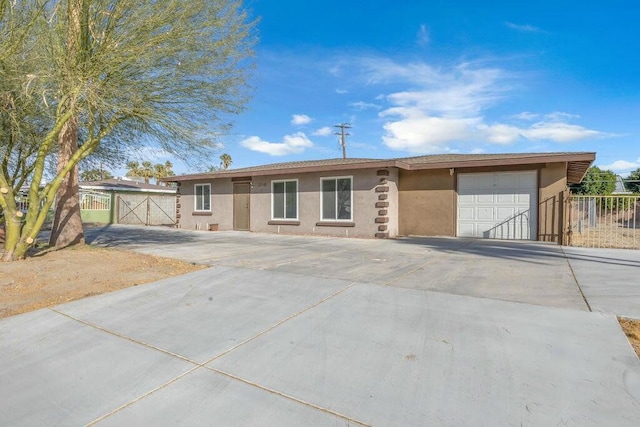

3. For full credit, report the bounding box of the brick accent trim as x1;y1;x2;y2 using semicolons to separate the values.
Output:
374;170;391;238
175;190;181;227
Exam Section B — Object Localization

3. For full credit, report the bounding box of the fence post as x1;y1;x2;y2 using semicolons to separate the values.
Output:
146;196;151;226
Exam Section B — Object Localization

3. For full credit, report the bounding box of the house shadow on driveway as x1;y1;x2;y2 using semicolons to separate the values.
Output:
384;237;589;311
395;235;640;268
393;236;640;317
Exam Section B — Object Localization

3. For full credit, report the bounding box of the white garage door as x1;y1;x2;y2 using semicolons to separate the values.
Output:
457;171;537;240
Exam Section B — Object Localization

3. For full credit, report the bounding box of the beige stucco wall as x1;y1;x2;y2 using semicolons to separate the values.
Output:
176;178;234;231
398;163;569;242
398;169;456;236
538;162;568;243
250;168;396;238
176;168;398;238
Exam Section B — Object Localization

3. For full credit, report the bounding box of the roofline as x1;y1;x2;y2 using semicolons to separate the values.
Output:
401;152;596;171
162;160;400;182
79;184;176;193
161;152;596;182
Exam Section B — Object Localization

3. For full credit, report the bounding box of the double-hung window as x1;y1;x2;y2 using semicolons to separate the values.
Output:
194;183;211;212
272;180;298;219
321;176;352;221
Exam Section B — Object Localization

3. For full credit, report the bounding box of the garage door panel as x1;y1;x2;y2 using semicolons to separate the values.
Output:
458;194;475;203
458;207;475;220
496;207;517;220
459;174;493;189
458;223;476;236
495;174;516;187
477;194;494;203
496;193;516;203
477;207;494;220
517;193;531;203
457;172;537;240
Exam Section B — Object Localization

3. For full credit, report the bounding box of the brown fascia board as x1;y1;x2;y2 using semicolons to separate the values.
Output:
161;160;401;182
401;152;596;171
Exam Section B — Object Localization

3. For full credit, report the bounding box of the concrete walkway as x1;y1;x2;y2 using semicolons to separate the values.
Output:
1;225;639;426
562;246;640;318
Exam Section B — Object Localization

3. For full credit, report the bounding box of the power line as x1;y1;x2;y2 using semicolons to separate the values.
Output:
334;123;351;159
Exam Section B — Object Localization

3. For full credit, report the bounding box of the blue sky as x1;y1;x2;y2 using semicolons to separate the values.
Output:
122;0;640;177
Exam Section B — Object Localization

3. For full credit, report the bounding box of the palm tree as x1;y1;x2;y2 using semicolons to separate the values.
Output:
153;161;174;185
219;153;232;170
80;168;113;181
126;161;155;184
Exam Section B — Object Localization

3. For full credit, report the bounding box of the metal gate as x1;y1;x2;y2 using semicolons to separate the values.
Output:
117;194;176;226
568;195;640;248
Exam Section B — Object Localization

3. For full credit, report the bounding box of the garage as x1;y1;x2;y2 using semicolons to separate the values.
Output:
457;171;538;240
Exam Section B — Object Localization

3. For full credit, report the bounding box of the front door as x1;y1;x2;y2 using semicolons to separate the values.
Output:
233;182;251;231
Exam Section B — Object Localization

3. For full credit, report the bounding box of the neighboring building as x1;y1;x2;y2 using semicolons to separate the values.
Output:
163;152;595;244
612;175;632;195
79;178;176;225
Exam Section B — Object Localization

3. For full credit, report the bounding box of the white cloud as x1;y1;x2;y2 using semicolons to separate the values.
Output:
363;58;610;152
291;114;312;126
512;112;539;121
240;132;314;156
505;22;543;32
416;24;429;46
349;101;381;111
543;111;580;122
476;123;523;144
523;121;603;142
312;126;333;136
335;89;348;94
381;110;477;152
478;120;606;144
600;159;640;171
329;64;343;77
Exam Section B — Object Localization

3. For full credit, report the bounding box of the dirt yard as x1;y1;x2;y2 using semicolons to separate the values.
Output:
0;244;204;318
1;244;638;359
619;317;640;357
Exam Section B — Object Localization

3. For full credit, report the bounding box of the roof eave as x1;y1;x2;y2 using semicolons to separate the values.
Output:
160;152;596;184
162;160;400;182
405;153;596;171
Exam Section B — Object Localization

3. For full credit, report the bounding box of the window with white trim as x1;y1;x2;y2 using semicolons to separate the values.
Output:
321;176;352;220
272;180;298;219
194;183;211;211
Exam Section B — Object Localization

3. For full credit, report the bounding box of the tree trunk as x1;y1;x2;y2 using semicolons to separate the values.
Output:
2;212;21;261
1;209;32;261
49;118;85;248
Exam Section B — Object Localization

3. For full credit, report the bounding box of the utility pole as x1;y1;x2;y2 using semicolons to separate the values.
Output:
334;123;351;159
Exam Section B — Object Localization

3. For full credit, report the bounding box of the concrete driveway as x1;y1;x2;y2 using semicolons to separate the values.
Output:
1;225;639;426
85;225;592;311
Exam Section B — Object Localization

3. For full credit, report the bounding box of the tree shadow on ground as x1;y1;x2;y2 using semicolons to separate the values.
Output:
81;224;205;248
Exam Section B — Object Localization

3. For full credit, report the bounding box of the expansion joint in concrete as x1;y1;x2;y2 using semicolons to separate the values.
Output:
560;246;593;312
